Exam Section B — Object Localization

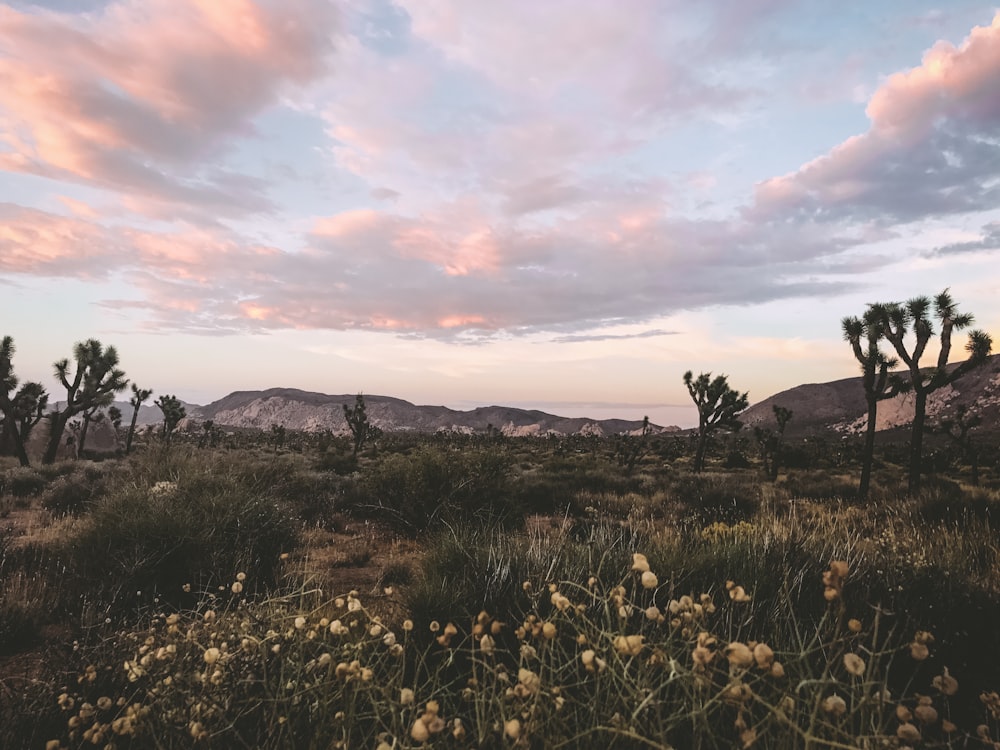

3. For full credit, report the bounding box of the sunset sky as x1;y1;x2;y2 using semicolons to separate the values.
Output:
2;1;999;428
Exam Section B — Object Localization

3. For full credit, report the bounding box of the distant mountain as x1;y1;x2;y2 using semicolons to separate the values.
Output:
191;388;676;437
741;353;1000;437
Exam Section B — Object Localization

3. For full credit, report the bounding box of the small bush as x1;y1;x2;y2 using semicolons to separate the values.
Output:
348;446;516;533
42;474;104;515
3;467;48;498
670;472;761;524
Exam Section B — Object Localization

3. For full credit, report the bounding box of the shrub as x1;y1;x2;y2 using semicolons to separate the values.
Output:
57;467;298;616
347;445;516;533
42;473;104;515
669;472;761;524
3;467;48;498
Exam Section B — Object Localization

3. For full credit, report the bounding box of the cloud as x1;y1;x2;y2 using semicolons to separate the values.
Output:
928;222;1000;256
550;329;678;344
753;13;1000;224
0;0;338;218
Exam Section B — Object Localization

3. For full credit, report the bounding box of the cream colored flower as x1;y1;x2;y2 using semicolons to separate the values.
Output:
843;653;866;677
504;718;521;740
614;635;645;657
725;642;753;669
631;553;650;573
641;571;658;589
823;694;847;717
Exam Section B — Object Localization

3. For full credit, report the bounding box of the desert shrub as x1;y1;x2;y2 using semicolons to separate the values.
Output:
3;466;48;498
669;472;761;524
347;445;516;533
918;484;1000;526
41;473;105;515
57;471;298;616
516;456;647;515
780;471;861;502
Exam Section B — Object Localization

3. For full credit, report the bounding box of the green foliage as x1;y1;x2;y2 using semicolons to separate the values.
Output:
348;445;515;533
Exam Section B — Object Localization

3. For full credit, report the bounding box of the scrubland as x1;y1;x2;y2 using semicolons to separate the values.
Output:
2;432;999;748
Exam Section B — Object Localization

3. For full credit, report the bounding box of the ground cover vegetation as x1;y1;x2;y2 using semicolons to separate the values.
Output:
0;291;998;747
1;419;999;749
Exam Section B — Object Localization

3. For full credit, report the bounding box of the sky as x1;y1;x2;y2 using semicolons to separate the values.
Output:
1;0;1000;428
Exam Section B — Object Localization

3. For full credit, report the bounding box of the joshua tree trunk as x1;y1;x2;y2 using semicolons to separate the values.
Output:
909;390;927;494
860;395;878;499
43;412;69;465
694;428;708;473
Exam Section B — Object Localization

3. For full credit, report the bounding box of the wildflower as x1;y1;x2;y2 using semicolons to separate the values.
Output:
45;741;60;750
504;718;521;740
453;718;466;740
402;619;414;632
236;572;246;582
914;704;938;724
614;635;645;657
480;634;495;654
541;622;557;639
401;688;415;706
725;641;753;670
550;591;572;611
941;719;957;733
753;643;774;670
897;723;921;743
823;694;847;717
843;653;866;677
96;696;113;711
410;718;430;743
823;560;849;601
231;582;243;594
429;621;440;633
329;620;347;636
770;661;785;678
517;668;541;694
203;647;221;665
729;585;751;602
189;721;207;741
294;616;307;630
383;631;397;647
932;668;958;696
369;624;383;637
848;618;862;633
645;606;660;621
588;576;598;588
641;571;658;589
631;553;650;573
896;705;913;722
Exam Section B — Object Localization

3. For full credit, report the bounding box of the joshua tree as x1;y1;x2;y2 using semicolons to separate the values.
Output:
753;405;793;482
872;289;992;493
43;339;128;464
0;337;50;466
842;310;909;500
344;394;381;457
126;384;153;454
155;394;186;443
931;404;983;486
78;403;108;455
683;371;749;473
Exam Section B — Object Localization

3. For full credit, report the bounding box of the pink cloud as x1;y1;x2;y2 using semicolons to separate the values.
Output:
754;13;1000;222
0;0;337;215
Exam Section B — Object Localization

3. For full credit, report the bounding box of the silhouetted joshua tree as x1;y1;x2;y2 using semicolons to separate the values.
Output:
683;371;748;473
126;384;153;454
753;405;793;482
842;310;909;500
0;336;49;467
155;394;186;444
871;289;992;493
344;394;381;457
44;339;128;464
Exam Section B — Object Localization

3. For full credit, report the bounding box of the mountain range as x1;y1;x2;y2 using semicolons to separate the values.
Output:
59;352;1000;442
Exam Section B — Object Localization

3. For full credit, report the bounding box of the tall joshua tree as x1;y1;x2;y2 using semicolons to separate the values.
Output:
683;371;748;473
344;394;381;457
872;289;993;493
126;384;153;454
44;339;129;464
0;336;50;467
842;309;909;500
154;394;186;444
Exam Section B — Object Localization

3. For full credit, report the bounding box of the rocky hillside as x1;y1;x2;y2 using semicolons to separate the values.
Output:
742;353;1000;437
192;388;671;437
